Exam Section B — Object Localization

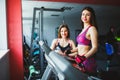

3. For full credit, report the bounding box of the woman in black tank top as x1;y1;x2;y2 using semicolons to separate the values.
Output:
50;24;77;57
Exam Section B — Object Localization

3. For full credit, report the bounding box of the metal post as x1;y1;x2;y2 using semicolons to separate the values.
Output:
39;8;45;77
30;8;36;62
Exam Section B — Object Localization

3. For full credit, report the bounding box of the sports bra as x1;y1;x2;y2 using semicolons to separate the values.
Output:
76;26;91;46
57;43;71;52
56;39;72;52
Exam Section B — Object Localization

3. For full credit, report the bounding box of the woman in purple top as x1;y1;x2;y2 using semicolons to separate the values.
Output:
72;6;98;73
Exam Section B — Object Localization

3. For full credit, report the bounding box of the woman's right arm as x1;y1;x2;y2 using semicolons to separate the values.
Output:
50;39;57;50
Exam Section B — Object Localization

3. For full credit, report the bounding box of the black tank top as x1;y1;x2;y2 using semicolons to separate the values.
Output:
57;43;71;52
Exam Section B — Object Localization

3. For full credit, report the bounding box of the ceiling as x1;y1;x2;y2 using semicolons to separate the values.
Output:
22;0;120;20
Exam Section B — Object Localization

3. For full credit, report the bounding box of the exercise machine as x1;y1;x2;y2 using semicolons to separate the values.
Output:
39;41;102;80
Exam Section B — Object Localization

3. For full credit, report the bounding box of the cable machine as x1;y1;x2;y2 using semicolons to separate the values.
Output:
29;7;64;79
39;41;102;80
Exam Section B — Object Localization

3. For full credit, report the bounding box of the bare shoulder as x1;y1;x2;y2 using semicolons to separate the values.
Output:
69;39;74;43
68;39;76;48
89;26;97;33
69;39;75;45
89;26;97;30
51;38;59;49
52;38;58;43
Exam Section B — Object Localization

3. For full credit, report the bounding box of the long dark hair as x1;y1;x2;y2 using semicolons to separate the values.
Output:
81;6;98;30
58;24;70;38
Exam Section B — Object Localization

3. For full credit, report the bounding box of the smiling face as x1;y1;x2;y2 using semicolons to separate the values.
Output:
81;10;91;24
60;27;68;38
58;24;70;38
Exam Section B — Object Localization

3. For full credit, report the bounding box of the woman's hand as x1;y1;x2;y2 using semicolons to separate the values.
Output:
75;55;86;64
65;49;71;55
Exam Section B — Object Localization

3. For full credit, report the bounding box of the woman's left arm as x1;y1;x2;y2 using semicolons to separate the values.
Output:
68;40;78;56
84;26;98;58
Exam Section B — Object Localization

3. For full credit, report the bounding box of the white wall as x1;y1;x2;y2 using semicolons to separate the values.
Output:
0;0;8;50
0;1;9;80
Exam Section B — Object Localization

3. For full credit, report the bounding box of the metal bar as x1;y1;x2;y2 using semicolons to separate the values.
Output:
30;8;36;58
41;65;53;80
34;7;64;12
39;8;45;77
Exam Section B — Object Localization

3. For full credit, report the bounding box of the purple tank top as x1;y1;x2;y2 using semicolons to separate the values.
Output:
76;26;91;46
